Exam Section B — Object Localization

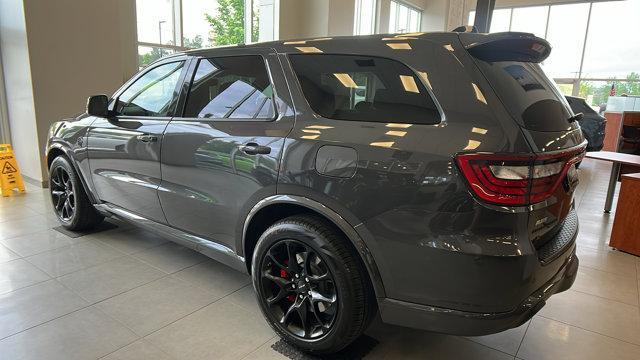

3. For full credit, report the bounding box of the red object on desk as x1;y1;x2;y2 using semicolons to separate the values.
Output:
609;173;640;256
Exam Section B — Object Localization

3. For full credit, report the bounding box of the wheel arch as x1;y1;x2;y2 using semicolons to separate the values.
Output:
241;195;386;298
46;143;98;204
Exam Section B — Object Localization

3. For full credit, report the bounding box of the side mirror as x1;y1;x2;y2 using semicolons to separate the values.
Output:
86;95;109;117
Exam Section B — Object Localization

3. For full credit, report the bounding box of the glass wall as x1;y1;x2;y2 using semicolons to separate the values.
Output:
354;0;377;35
468;1;640;106
136;0;275;68
389;1;421;34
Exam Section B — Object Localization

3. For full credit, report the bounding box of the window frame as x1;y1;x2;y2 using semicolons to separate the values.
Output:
109;58;190;119
178;52;279;122
466;1;640;99
354;0;378;35
286;53;443;125
135;0;274;68
389;0;423;34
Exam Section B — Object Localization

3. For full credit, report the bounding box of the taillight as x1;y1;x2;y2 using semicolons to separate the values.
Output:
455;145;585;206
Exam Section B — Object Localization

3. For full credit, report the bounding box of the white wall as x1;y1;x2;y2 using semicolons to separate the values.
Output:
0;0;41;183
279;0;450;39
0;0;138;185
278;0;355;39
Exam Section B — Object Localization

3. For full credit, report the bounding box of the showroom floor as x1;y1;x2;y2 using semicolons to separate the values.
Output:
0;158;638;360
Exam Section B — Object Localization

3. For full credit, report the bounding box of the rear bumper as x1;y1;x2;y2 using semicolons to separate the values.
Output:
378;247;578;336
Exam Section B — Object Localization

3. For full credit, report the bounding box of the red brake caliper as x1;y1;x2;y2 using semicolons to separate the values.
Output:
281;259;296;302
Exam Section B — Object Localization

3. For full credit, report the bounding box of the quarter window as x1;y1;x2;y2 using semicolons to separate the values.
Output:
184;56;275;119
289;54;440;124
116;61;185;117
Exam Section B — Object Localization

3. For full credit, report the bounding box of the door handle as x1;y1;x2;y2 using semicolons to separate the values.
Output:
136;134;158;143
238;142;271;155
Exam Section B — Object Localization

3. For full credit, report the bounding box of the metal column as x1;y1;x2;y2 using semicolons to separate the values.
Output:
474;0;497;33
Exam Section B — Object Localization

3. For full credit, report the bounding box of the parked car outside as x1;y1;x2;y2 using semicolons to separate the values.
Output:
46;32;584;354
565;95;606;151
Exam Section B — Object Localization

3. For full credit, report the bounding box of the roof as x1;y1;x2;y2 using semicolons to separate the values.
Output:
177;31;457;57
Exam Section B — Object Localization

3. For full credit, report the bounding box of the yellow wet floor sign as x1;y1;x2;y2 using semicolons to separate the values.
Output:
0;144;25;196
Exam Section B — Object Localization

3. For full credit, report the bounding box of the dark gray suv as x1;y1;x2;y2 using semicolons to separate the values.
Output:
46;31;584;354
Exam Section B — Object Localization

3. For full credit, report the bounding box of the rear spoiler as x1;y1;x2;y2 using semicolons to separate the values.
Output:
459;32;551;63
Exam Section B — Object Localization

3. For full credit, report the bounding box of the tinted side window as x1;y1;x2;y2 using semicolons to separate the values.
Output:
117;61;184;117
184;56;275;119
289;54;440;124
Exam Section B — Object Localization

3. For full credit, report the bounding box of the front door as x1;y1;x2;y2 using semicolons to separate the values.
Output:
87;59;187;223
159;49;294;250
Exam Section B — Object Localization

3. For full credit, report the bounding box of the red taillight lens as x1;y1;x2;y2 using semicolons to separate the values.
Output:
455;146;585;206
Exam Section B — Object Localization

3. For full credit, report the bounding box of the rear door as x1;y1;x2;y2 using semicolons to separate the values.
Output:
159;49;294;250
87;59;187;223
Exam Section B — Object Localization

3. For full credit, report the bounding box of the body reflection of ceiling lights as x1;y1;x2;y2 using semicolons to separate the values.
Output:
399;75;419;93
471;83;487;104
306;125;334;129
443;44;454;52
301;134;320;139
333;73;358;88
417;71;432;89
370;141;395;148
386;43;411;50
284;40;306;45
312;37;332;41
295;46;323;53
463;140;481;150
386;123;412;128
471;127;487;135
382;37;418;41
302;129;321;134
386;130;407;137
398;32;424;37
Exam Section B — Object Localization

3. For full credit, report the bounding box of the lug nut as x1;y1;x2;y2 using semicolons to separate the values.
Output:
308;291;311;295
295;274;299;278
292;284;296;289
305;277;309;282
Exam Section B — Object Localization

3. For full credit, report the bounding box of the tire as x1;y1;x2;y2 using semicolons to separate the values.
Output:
49;156;104;231
252;214;375;355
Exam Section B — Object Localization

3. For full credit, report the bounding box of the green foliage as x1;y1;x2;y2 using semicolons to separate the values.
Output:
205;0;259;46
579;72;640;106
183;35;204;49
206;0;245;46
138;47;171;68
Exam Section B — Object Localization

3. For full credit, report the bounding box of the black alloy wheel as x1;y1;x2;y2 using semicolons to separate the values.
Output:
259;239;338;339
50;166;75;221
252;215;375;354
48;155;104;231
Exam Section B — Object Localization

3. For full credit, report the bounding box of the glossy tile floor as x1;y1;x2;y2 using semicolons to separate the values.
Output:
0;158;639;360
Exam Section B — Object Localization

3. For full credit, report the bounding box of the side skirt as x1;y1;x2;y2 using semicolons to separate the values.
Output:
95;203;247;273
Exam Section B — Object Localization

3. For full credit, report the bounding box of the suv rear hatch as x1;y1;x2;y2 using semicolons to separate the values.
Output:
458;32;586;257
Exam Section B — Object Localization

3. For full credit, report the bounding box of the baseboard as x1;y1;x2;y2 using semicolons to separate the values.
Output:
22;174;48;188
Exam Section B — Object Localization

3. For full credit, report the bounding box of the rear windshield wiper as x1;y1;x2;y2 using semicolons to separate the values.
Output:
568;113;583;123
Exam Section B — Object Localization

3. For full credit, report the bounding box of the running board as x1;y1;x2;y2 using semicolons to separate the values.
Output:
94;203;247;273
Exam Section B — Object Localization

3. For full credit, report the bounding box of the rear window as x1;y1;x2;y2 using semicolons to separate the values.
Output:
475;61;574;132
288;54;440;124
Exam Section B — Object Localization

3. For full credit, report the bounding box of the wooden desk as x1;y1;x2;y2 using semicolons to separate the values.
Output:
603;112;623;151
603;111;640;151
610;173;640;256
585;151;640;212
